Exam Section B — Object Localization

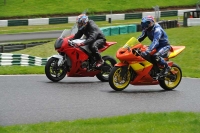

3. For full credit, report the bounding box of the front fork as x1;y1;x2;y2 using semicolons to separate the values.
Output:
49;54;64;66
49;54;70;72
120;65;129;77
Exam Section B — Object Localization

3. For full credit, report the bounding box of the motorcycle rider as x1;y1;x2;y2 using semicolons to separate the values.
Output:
71;14;106;67
138;15;171;75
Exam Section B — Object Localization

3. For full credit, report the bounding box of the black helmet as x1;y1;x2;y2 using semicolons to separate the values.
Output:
76;14;89;30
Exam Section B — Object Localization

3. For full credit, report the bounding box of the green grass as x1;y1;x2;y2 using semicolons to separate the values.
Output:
1;112;200;133
0;66;44;75
0;0;196;18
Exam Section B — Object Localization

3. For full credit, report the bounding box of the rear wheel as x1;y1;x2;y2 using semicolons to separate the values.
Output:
159;64;182;90
96;56;117;82
109;66;131;91
45;57;67;82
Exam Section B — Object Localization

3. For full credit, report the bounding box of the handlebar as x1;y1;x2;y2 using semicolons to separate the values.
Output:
132;48;141;56
68;40;76;47
68;39;85;47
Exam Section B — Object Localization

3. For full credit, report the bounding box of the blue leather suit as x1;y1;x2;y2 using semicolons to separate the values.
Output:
138;23;171;67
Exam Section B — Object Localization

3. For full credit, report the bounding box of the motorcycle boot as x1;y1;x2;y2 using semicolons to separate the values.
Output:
161;65;171;75
93;51;104;67
96;59;104;67
155;66;170;79
156;55;171;76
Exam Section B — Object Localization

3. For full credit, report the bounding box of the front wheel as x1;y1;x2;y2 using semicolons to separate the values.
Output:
96;56;117;82
159;64;182;90
45;57;67;82
109;66;131;91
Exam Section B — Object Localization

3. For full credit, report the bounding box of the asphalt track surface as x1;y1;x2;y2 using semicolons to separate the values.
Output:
0;31;62;43
0;75;200;126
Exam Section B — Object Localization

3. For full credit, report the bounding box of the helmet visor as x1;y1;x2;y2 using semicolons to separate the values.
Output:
77;21;86;30
141;21;150;30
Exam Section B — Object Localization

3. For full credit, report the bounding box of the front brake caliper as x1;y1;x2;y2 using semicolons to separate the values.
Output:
120;66;129;77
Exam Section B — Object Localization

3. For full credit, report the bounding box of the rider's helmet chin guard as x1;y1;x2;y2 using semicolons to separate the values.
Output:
141;15;155;30
76;14;89;30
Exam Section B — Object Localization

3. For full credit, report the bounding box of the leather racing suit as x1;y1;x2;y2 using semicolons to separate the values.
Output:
138;23;171;68
73;20;106;61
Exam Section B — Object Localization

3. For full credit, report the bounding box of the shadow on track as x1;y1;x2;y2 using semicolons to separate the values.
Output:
105;89;176;94
45;81;101;84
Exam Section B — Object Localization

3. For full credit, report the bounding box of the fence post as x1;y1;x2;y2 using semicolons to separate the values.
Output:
24;44;27;49
2;45;4;53
153;5;160;22
108;18;112;23
109;10;112;23
197;0;200;11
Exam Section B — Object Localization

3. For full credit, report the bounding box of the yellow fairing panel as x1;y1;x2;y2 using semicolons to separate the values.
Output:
130;61;152;71
168;46;185;58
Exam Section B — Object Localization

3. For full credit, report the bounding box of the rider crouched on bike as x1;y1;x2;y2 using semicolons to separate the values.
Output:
71;14;106;67
137;16;171;75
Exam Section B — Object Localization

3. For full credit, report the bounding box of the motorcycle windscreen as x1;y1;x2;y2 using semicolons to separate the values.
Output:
60;29;71;38
122;37;140;49
59;24;78;38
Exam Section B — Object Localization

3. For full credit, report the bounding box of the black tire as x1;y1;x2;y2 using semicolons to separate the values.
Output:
45;57;67;82
109;66;131;91
159;64;182;90
96;56;117;82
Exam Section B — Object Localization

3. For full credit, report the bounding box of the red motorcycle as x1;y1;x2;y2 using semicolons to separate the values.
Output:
45;26;117;82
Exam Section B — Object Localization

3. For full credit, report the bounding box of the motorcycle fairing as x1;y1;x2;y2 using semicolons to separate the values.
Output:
54;37;117;77
79;41;117;54
168;46;185;59
129;60;158;85
99;42;117;52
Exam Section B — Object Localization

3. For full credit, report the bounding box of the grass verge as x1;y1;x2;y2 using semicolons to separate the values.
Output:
0;0;195;19
1;112;200;133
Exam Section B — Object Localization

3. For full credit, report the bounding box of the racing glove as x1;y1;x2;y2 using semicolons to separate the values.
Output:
141;49;151;58
75;43;85;47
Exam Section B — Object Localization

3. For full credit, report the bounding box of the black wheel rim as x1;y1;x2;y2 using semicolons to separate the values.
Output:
49;59;65;78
